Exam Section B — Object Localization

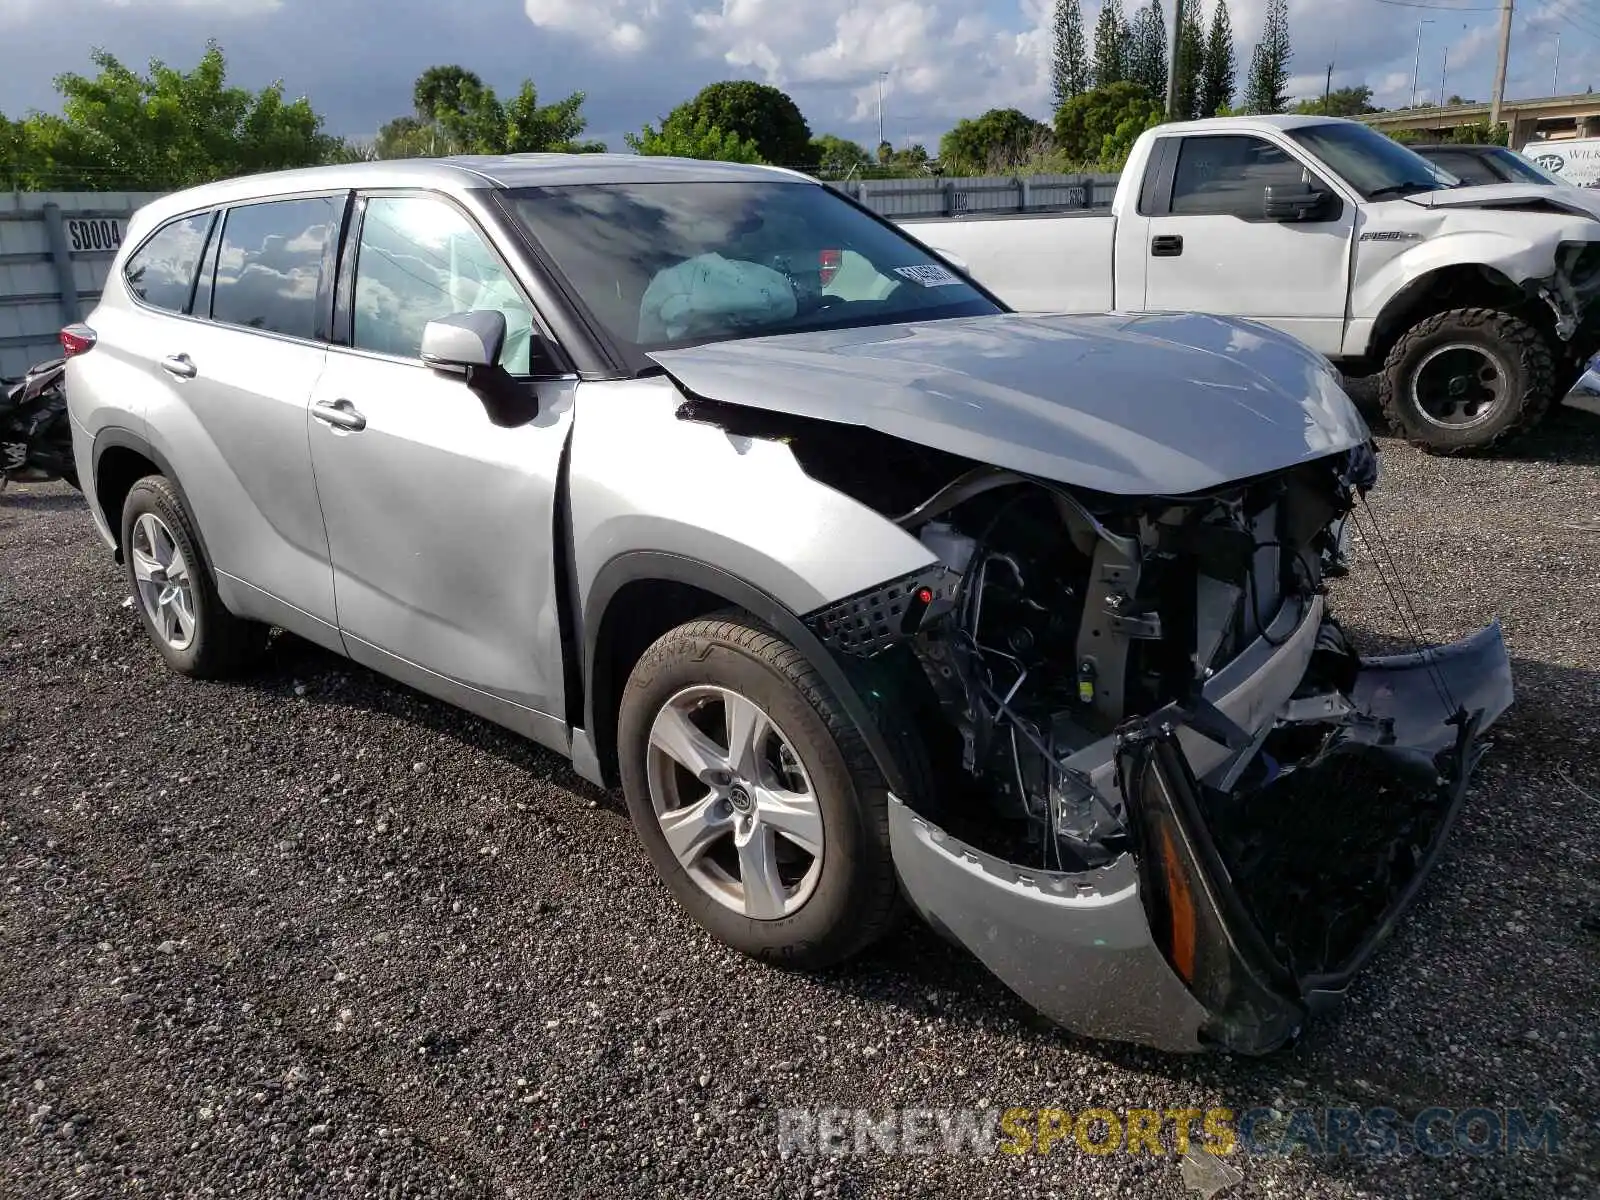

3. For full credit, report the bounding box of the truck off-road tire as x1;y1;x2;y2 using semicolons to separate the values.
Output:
120;475;266;678
1379;308;1554;454
617;614;913;970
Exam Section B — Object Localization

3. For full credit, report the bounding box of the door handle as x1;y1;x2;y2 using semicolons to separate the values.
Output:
1151;235;1184;258
312;399;367;432
160;354;197;379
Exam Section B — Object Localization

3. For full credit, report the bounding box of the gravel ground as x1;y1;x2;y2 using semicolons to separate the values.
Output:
2;412;1598;1199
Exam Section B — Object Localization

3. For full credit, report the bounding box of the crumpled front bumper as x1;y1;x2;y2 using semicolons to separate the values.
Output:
888;604;1514;1055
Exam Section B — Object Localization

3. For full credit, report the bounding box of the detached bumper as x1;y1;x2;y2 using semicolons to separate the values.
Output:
1562;355;1600;417
888;613;1514;1055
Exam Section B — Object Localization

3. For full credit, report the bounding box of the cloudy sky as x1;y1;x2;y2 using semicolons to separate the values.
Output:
1;0;1597;153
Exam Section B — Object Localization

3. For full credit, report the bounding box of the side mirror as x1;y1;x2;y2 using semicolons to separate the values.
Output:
1263;183;1337;223
421;310;506;372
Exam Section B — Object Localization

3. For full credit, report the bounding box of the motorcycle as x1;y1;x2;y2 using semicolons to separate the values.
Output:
1;357;78;492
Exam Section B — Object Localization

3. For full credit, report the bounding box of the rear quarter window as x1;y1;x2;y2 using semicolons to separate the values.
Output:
123;212;214;313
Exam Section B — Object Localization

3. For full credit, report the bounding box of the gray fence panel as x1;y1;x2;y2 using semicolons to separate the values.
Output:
835;172;1121;219
0;191;165;377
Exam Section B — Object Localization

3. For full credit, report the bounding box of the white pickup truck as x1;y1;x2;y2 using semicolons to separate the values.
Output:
903;114;1600;452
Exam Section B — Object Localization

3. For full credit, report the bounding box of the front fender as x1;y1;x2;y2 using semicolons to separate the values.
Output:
1348;225;1591;357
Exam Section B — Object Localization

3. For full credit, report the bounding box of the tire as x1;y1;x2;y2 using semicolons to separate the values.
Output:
1378;307;1554;454
617;614;908;970
120;475;265;678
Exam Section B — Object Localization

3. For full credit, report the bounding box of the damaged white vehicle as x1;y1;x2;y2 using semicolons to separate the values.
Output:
71;156;1513;1055
903;116;1600;453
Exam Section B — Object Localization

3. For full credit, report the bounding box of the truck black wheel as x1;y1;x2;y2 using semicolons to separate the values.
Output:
617;614;910;970
1379;308;1554;454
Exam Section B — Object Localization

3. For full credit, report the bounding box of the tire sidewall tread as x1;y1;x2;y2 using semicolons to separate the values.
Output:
119;474;263;679
1378;306;1554;455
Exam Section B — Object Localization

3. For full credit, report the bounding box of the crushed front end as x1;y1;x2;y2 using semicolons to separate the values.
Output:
806;444;1513;1054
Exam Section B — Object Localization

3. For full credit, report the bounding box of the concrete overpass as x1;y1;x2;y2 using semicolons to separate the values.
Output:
1363;91;1600;147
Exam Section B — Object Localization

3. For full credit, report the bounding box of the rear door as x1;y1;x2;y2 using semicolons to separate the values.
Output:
1140;132;1356;356
306;190;575;740
153;194;346;640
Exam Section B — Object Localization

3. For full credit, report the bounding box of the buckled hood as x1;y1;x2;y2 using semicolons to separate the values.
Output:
649;312;1369;496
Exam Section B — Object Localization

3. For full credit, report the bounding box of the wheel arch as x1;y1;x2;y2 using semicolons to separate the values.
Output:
1366;263;1541;370
581;551;913;800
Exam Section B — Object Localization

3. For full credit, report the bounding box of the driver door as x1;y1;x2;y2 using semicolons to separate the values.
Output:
307;191;576;742
1141;133;1355;356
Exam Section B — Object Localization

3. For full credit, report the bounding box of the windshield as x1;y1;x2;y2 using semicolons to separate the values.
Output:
505;181;1001;364
1287;122;1460;197
1489;147;1570;185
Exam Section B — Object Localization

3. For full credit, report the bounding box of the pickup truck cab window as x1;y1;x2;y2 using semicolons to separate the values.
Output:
1285;121;1458;198
353;195;537;374
1170;135;1322;218
505;181;1001;366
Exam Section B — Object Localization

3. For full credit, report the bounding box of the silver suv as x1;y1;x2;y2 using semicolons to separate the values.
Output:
66;155;1512;1054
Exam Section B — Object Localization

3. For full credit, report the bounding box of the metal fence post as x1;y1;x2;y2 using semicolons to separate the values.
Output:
944;180;958;217
1018;176;1031;212
41;201;82;324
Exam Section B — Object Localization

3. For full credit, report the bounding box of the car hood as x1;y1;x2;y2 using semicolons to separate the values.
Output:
648;312;1369;496
1405;182;1600;219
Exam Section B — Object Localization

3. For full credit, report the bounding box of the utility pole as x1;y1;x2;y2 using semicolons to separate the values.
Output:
1324;38;1337;112
1440;45;1449;108
877;72;889;150
1553;32;1561;97
1490;0;1514;129
1166;0;1184;119
1412;19;1434;108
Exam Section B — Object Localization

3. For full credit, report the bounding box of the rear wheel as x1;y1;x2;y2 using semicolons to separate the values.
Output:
1379;307;1554;453
617;615;903;970
120;475;265;678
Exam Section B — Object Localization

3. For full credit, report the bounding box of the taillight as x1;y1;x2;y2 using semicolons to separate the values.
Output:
819;249;841;287
60;325;97;358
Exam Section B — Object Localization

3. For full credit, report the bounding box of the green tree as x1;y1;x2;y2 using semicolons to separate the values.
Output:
625;110;764;162
1295;85;1377;118
1127;3;1168;107
1445;120;1508;146
651;81;815;168
1243;0;1291;114
1199;0;1237;117
939;108;1053;174
1052;0;1091;108
381;64;603;158
812;134;873;177
1055;80;1163;166
1092;0;1131;90
13;42;337;190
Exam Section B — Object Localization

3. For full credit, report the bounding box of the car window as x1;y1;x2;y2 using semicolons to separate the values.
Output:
352;195;536;374
1421;150;1499;187
123;213;213;313
211;197;340;339
1171;136;1314;217
504;180;1000;365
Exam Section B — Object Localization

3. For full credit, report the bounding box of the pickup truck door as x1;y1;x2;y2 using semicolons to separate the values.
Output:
306;191;575;749
1140;133;1355;357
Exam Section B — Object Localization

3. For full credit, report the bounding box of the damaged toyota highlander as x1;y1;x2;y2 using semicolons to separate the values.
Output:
67;156;1514;1054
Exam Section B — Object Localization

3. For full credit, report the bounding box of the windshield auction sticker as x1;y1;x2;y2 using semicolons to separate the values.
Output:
893;264;963;288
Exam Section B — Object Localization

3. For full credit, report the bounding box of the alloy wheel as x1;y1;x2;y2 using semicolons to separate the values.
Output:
130;512;197;650
645;685;825;919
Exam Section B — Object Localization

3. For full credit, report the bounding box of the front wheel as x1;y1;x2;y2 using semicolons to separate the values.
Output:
1379;307;1554;454
617;615;902;970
